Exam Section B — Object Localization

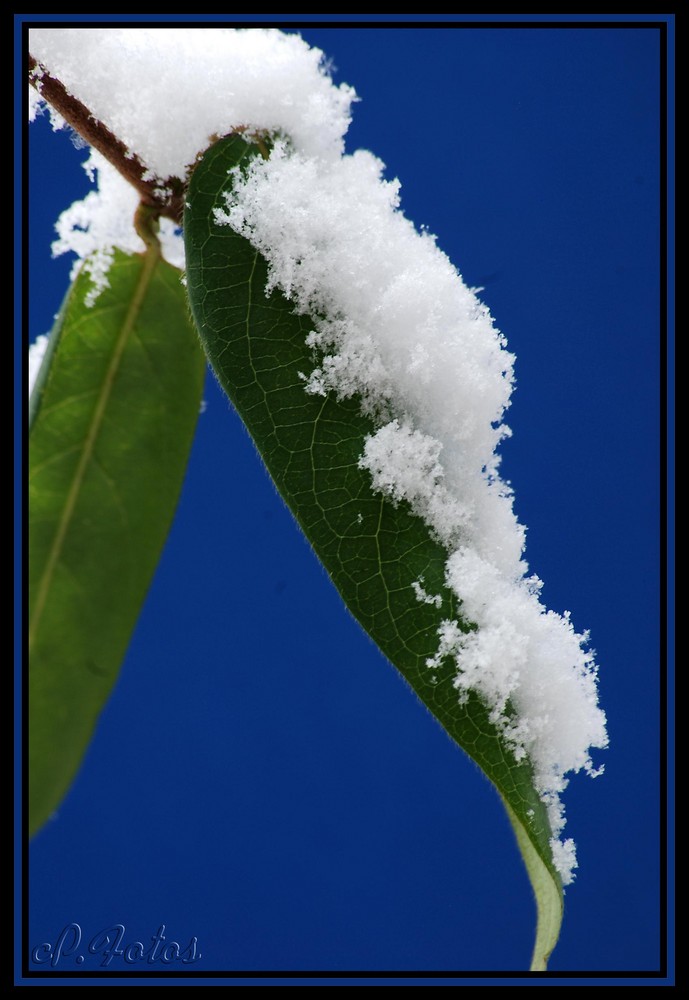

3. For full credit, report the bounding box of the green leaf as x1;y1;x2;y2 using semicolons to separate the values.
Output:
184;135;563;970
28;242;206;837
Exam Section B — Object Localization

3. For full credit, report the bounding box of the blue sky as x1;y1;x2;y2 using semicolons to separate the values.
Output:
22;18;669;984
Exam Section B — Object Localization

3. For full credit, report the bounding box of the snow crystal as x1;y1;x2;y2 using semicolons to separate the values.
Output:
29;27;607;884
412;578;443;611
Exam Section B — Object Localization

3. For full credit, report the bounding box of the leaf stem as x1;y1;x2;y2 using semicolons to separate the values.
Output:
29;55;185;223
501;794;564;971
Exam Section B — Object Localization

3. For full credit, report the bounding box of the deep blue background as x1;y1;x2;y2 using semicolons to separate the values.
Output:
24;19;666;982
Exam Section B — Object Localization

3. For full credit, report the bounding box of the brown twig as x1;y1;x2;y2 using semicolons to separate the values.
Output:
29;54;185;223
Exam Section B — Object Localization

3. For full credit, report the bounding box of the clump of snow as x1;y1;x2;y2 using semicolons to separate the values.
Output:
358;420;473;550
412;578;443;610
30;27;355;177
29;74;66;130
444;549;606;799
218;145;525;581
29;27;607;884
549;835;579;884
28;84;45;124
50;150;185;299
30;26;351;279
28;335;50;398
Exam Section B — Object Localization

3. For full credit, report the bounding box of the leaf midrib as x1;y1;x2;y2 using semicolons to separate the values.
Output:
28;242;161;650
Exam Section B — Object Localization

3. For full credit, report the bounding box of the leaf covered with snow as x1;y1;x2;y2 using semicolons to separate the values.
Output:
185;134;607;967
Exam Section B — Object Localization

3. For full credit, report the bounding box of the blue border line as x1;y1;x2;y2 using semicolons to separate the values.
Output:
16;12;675;987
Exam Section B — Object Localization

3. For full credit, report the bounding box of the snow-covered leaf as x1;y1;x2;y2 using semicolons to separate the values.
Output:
185;134;565;969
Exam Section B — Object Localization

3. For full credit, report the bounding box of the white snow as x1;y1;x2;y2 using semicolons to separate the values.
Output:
28;335;50;399
412;578;443;610
30;27;354;176
29;26;608;884
50;150;185;300
28;77;65;130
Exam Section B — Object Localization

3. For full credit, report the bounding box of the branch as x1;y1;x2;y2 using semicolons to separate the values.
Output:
29;55;185;224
